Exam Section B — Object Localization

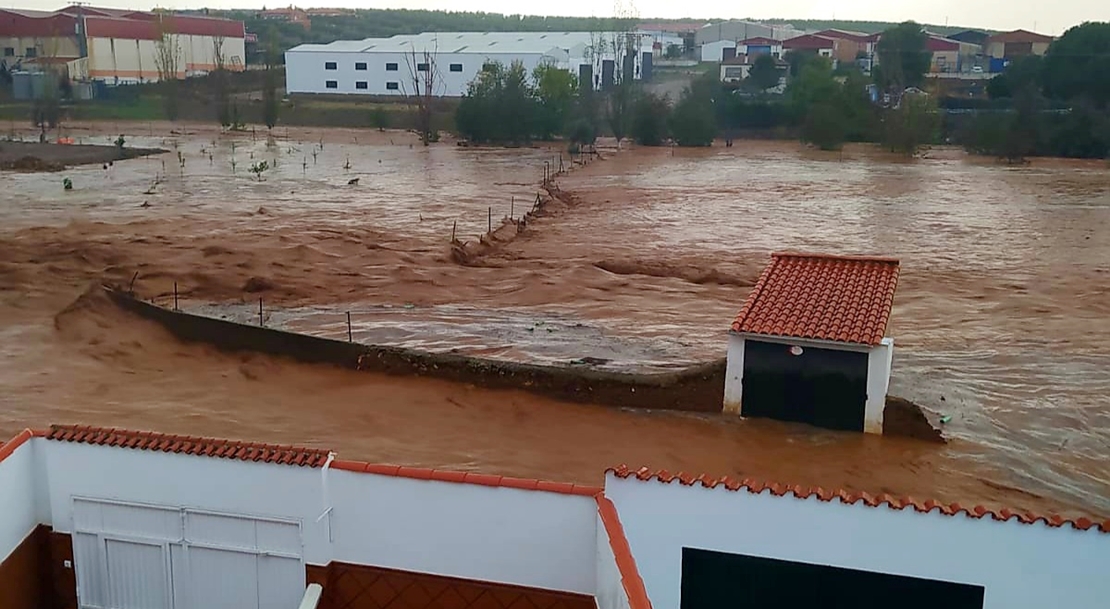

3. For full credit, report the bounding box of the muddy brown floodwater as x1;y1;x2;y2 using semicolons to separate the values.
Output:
1;123;1108;519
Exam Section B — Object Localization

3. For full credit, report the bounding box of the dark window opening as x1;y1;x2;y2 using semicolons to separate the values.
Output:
24;47;37;58
3;47;14;57
416;62;429;71
325;80;338;89
449;63;463;72
385;81;399;90
681;548;985;609
324;61;337;70
355;81;368;90
355;62;367;70
385;62;398;71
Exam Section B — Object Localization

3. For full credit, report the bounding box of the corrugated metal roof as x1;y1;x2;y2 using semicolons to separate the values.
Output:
289;31;651;56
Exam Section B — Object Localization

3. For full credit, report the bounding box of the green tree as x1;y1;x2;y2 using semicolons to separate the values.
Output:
153;16;181;122
1041;22;1110;108
533;63;578;140
455;60;539;144
262;26;280;129
746;54;782;92
212;36;231;128
881;91;939;155
670;78;717;146
630;92;670;146
803;101;849;150
606;77;636;148
874;21;931;90
986;55;1044;99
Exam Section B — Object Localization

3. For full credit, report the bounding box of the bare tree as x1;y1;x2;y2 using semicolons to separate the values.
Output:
401;40;442;146
153;14;182;121
212;34;230;128
602;1;639;149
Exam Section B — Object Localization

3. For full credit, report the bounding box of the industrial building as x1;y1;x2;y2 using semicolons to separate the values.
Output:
0;5;245;86
285;31;655;97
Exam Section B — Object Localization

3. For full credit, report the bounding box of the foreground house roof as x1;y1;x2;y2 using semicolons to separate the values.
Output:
731;252;900;346
607;466;1110;533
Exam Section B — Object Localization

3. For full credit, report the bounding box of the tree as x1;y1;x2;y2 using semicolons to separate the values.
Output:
874;21;931;91
403;41;441;145
153;14;182;122
803;101;849;150
454;60;539;144
630;92;669;146
212;35;231;127
746;54;782;92
1041;22;1110;108
533;63;578;140
881;91;939;155
986;55;1043;100
670;78;717;146
262;26;280;129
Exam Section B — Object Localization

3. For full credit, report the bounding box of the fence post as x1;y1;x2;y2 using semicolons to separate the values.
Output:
258;298;263;326
451;220;457;242
510;196;514;220
488;207;492;233
347;312;353;342
173;282;178;312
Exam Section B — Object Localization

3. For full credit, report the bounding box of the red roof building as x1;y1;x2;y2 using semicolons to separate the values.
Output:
724;252;900;434
782;34;837;51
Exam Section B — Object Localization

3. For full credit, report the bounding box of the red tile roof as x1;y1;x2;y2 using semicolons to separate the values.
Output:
607;466;1110;533
815;29;872;43
783;34;837;50
597;496;653;609
0;428;35;463
731;252;899;346
331;460;602;497
26;425;601;496
740;36;778;46
45;424;332;466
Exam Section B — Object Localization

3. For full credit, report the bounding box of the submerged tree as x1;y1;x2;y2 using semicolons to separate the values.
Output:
212;35;231;128
881;91;939;155
873;21;931;91
262;26;280;130
403;41;441;145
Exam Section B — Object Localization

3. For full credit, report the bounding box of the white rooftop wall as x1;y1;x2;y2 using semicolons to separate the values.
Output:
31;437;597;594
605;472;1110;609
0;435;39;563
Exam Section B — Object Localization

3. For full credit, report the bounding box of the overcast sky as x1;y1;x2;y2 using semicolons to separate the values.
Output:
14;0;1108;35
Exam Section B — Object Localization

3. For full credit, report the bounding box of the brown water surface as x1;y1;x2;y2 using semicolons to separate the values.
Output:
1;125;1107;517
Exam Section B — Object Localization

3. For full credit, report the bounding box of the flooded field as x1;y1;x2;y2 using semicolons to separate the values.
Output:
1;122;1108;518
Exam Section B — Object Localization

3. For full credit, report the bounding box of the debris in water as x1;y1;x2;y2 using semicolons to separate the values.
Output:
63;177;73;190
940;415;953;424
347;177;360;185
140;201;151;208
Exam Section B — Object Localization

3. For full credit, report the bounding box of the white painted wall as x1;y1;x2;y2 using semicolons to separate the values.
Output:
35;438;597;595
723;333;891;434
700;40;735;62
606;472;1110;609
330;469;598;594
0;437;38;563
87;34;245;83
594;512;631;609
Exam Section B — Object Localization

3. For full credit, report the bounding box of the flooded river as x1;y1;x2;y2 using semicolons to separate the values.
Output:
1;123;1108;517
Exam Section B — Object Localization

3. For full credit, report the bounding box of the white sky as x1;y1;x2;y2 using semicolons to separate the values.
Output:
11;0;1109;35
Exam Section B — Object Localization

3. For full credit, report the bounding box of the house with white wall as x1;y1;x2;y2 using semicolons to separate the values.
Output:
724;252;899;434
0;425;1107;609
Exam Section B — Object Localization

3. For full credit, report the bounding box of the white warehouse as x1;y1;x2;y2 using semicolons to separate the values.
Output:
285;31;655;97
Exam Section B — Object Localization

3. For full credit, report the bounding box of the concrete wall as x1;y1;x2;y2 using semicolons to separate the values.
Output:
700;40;735;62
605;472;1110;609
0;36;81;62
0;434;38;564
723;333;890;434
87;33;245;83
36;437;597;595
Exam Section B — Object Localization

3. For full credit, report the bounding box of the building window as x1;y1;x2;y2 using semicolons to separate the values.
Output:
449;63;463;72
385;62;398;71
355;62;367;70
416;62;429;72
325;80;338;89
386;81;399;91
24;47;37;58
355;81;368;90
3;47;14;57
325;61;337;70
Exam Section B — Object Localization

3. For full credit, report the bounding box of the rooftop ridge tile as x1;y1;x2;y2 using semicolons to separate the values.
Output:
605;465;1110;534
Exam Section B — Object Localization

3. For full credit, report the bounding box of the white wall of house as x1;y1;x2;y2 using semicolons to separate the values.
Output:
594;512;631;609
605;472;1110;609
27;437;597;595
700;39;735;62
723;333;892;434
330;468;598;594
0;435;38;563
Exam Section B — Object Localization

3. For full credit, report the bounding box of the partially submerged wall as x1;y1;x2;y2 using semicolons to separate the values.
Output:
0;433;48;609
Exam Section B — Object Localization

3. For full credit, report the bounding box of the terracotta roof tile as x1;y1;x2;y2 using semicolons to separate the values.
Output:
44;424;332;467
731;252;900;346
596;496;653;609
329;459;602;497
607;466;1110;534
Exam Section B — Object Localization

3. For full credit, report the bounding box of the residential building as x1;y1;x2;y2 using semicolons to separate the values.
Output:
0;5;245;85
258;6;310;29
814;29;874;66
782;34;838;67
927;35;962;73
738;36;782;58
719;54;786;86
285;32;654;97
1;425;1107;609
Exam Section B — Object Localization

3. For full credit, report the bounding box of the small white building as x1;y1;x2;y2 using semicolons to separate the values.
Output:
724;252;899;434
285;31;655;97
1;425;1106;609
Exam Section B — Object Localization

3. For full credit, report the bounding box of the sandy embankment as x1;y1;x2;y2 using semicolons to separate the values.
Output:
1;141;165;171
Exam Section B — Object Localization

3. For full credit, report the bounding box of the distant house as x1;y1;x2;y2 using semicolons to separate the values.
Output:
814;29;874;65
782;34;838;67
986;29;1053;62
738;36;782;58
258;6;310;30
926;35;961;73
719;53;786;85
724;252;899;434
700;39;736;62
